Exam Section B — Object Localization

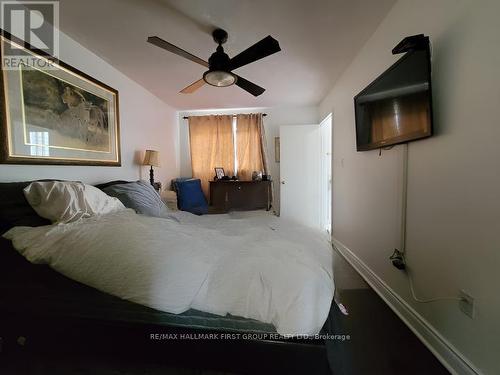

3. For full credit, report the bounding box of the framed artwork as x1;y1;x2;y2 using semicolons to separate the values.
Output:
214;167;225;179
0;32;121;166
274;137;280;163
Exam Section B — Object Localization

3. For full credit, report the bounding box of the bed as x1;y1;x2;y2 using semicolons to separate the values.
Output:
0;180;339;374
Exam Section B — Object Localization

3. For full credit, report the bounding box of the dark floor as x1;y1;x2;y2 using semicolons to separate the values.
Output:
328;250;449;375
0;249;449;375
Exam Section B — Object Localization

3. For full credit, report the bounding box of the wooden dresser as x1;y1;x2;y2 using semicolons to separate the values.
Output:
209;180;272;212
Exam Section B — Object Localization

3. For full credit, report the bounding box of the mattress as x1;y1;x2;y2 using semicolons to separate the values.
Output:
0;181;334;338
5;209;334;335
0;237;276;334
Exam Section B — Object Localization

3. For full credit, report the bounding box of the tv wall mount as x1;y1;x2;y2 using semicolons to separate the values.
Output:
392;34;430;55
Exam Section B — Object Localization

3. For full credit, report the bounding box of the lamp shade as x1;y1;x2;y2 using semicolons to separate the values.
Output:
142;150;160;167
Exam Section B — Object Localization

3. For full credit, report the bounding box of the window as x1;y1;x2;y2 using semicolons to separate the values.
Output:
188;113;268;197
29;131;50;156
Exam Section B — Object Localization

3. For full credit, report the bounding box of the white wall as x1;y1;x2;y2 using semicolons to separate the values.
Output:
0;30;179;186
319;0;500;373
178;106;319;211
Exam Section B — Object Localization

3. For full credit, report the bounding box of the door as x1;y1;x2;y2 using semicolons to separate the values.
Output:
280;124;320;229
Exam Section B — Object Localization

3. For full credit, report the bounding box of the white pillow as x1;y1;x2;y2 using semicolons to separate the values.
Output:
24;181;125;223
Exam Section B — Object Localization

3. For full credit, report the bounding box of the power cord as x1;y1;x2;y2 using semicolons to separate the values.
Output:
391;143;462;304
407;267;462;304
378;145;395;156
390;249;462;303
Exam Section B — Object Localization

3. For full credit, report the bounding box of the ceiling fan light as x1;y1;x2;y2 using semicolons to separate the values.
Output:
203;70;236;87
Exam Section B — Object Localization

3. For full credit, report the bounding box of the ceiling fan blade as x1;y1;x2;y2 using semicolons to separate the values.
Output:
180;78;205;94
235;75;265;96
230;35;281;71
147;36;208;67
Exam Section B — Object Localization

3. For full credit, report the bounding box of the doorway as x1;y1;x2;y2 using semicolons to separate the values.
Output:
319;114;332;235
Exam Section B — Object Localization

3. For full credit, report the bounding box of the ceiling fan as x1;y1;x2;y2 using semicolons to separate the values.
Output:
147;28;281;96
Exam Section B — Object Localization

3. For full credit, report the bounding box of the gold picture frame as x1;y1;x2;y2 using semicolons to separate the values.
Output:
274;136;280;163
0;31;121;166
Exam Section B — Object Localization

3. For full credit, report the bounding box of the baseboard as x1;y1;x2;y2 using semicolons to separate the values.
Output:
332;238;481;375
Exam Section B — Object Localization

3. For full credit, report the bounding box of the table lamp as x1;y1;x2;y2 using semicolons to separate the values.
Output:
142;149;160;186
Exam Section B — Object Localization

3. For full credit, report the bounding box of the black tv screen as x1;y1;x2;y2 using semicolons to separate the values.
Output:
354;47;433;151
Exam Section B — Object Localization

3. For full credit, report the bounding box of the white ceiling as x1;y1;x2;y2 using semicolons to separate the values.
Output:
59;0;395;110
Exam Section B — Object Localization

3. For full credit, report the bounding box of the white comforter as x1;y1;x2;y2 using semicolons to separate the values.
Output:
4;210;334;335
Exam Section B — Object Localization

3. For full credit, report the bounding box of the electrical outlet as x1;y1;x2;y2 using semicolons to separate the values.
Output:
459;290;475;319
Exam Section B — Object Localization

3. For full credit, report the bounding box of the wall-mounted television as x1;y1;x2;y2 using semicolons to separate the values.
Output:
354;36;433;151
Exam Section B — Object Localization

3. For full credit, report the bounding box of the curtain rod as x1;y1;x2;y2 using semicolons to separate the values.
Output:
183;113;267;120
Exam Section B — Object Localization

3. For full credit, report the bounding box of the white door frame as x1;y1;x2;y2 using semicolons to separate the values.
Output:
319;113;333;235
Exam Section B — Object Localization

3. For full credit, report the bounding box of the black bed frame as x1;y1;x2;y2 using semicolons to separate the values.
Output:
0;236;334;375
0;179;337;374
0;311;331;374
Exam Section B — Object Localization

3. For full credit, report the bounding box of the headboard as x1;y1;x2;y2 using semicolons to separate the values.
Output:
0;181;51;234
0;180;132;234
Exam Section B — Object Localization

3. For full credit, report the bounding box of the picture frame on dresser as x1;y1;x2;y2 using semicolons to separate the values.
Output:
0;30;121;166
214;167;225;179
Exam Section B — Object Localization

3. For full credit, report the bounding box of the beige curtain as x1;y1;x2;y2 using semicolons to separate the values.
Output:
236;113;269;181
189;115;234;197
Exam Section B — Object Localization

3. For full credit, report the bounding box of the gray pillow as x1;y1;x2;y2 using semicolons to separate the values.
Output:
102;181;170;218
